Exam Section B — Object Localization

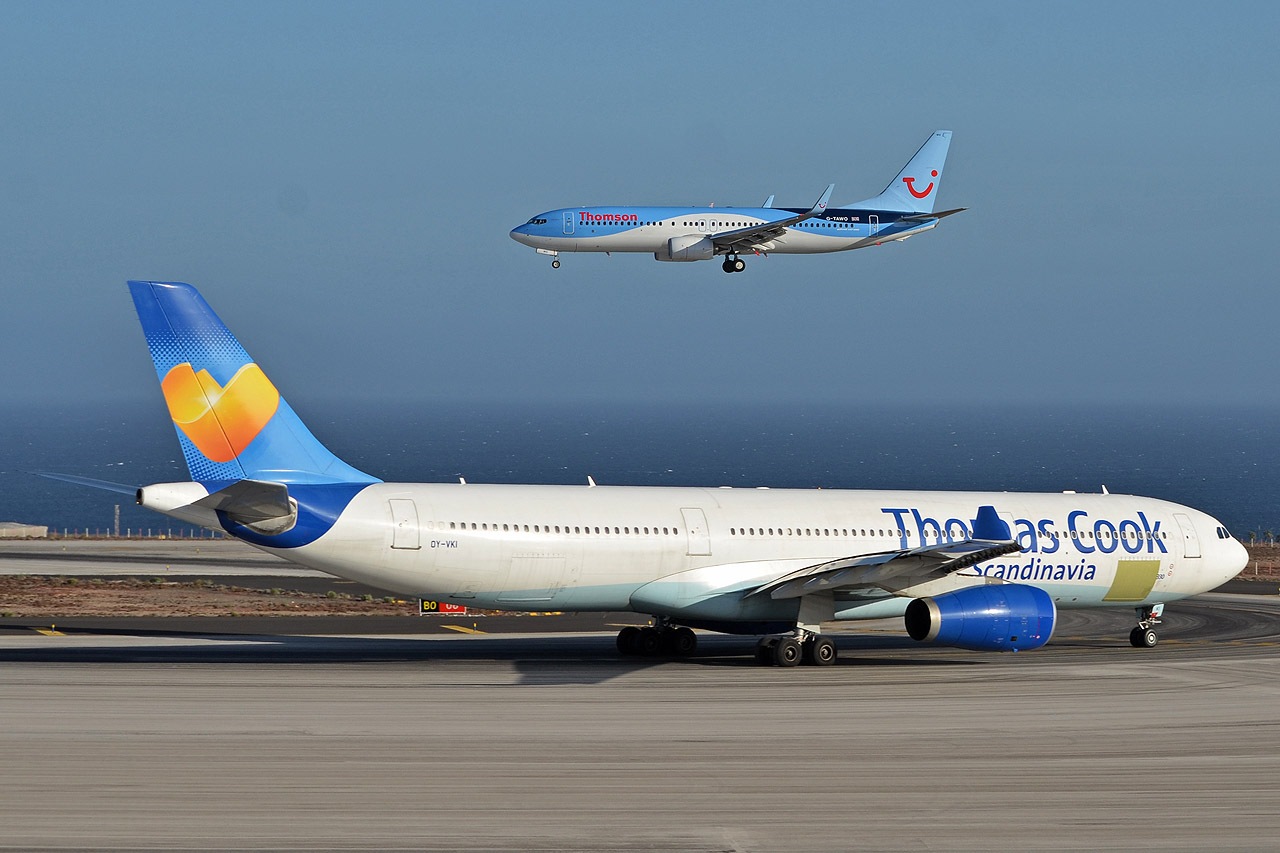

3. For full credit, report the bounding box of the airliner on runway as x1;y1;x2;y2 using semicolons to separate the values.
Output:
511;130;964;273
52;282;1246;666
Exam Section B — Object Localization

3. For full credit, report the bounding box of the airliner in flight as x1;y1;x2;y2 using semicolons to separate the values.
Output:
50;282;1245;666
511;130;964;273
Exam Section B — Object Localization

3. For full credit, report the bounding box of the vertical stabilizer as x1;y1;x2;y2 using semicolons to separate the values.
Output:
128;281;379;485
853;130;952;213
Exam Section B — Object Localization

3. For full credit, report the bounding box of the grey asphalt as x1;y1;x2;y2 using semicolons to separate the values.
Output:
0;594;1279;851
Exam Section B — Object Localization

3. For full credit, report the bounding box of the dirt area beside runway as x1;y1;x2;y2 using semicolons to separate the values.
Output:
1240;544;1280;582
0;576;417;618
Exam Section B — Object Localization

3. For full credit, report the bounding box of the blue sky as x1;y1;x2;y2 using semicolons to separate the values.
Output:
3;1;1278;408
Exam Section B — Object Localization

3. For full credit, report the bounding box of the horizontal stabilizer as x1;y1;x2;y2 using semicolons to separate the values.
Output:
898;207;967;223
193;479;294;525
35;472;139;496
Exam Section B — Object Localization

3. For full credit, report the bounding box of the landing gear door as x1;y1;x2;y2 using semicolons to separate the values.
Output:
680;507;711;556
389;498;420;550
1173;512;1201;558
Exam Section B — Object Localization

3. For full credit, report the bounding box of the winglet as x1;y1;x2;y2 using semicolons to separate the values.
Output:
762;194;775;209
971;505;1012;541
810;184;835;215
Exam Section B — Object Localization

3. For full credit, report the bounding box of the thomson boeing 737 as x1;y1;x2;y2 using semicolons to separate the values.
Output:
511;130;964;273
49;282;1244;666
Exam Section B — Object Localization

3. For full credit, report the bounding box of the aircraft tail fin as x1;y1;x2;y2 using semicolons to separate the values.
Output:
127;281;379;486
854;130;952;213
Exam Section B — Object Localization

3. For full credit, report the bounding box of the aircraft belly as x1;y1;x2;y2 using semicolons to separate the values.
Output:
772;233;851;255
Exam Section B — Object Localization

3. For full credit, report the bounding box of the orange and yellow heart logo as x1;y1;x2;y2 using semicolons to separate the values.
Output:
161;362;280;462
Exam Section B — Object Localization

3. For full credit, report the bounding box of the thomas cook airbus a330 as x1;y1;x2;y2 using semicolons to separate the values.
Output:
43;281;1246;666
511;130;964;273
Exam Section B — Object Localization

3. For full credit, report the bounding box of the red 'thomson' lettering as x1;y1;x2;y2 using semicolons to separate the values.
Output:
579;212;638;224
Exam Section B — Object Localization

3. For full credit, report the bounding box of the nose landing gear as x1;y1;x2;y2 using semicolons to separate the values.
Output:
721;254;746;274
1129;603;1165;648
535;248;560;269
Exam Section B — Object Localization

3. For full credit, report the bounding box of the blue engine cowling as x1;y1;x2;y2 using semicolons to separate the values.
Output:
904;584;1056;652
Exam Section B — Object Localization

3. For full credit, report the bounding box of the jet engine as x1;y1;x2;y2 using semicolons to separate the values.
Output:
904;584;1056;652
655;234;714;262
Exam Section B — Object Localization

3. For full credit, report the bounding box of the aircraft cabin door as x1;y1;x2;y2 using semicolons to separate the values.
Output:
869;214;879;236
1173;512;1201;558
563;211;575;234
388;499;420;550
680;507;711;556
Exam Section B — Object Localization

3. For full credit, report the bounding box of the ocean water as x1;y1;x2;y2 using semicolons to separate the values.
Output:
2;400;1279;540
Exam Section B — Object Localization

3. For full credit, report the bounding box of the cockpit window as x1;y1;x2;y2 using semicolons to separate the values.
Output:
527;217;548;225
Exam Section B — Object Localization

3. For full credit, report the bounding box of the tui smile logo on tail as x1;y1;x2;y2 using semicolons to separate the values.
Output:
903;170;938;199
160;362;280;462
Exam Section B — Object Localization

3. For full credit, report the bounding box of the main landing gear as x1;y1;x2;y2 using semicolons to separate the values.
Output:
721;254;746;274
616;624;698;657
1129;603;1165;648
754;632;837;667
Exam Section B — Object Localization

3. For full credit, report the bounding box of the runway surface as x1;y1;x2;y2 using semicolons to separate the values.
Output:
2;594;1279;851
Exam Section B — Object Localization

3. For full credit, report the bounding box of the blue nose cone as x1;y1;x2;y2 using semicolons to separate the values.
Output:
510;224;532;245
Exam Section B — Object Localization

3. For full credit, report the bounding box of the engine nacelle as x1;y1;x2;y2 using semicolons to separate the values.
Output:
904;583;1056;652
655;234;714;262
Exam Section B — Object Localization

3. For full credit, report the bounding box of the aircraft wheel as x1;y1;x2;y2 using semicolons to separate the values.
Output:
733;258;746;272
1130;627;1158;648
637;627;663;656
616;626;641;655
773;637;802;667
666;626;697;657
755;637;776;666
551;259;560;269
804;635;837;666
722;260;734;273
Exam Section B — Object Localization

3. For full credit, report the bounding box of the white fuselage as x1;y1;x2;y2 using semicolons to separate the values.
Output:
231;483;1245;626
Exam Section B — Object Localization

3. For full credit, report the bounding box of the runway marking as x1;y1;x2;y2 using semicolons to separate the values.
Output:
31;628;65;636
441;624;486;635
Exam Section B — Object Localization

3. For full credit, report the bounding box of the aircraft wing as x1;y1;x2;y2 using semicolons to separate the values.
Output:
746;505;1020;600
897;207;967;223
711;184;834;254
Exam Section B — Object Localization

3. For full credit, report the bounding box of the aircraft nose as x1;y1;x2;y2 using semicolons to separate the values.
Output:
510;225;531;245
1224;537;1249;584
